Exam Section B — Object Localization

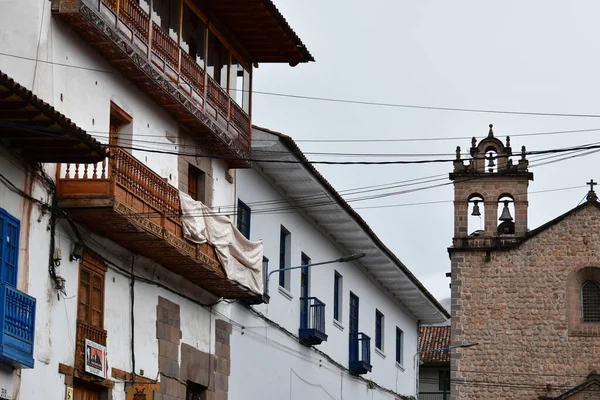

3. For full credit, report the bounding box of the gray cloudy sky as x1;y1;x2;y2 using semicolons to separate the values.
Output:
250;1;600;302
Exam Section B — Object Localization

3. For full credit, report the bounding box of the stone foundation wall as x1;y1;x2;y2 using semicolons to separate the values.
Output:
154;297;231;400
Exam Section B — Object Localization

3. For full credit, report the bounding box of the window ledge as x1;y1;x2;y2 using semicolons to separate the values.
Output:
332;319;344;331
374;347;386;359
396;362;405;371
278;286;293;301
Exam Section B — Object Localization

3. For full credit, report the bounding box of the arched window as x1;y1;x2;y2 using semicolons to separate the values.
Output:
467;194;484;235
497;195;515;235
484;150;498;173
582;281;600;322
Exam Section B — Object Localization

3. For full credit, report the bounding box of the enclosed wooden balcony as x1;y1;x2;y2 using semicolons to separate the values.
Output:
56;149;262;301
52;0;253;167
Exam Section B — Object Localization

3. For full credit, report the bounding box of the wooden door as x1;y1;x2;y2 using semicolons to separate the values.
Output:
74;384;101;400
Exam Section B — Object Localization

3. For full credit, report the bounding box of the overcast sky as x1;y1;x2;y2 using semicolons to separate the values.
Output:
250;1;600;303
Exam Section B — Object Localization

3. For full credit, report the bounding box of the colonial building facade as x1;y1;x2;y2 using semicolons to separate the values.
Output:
449;125;600;399
232;126;449;400
0;0;312;399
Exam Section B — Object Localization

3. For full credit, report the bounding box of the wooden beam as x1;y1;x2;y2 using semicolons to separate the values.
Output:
0;110;42;119
0;101;29;110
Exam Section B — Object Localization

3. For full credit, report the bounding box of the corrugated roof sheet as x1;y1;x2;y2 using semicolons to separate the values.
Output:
419;326;450;364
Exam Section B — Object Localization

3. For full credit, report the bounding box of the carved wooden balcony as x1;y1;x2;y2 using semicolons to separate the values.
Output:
56;149;262;301
75;321;107;372
51;0;251;167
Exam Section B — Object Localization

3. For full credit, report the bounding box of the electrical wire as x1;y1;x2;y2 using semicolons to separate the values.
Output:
4;50;600;119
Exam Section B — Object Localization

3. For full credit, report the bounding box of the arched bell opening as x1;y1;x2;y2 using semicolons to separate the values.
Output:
497;194;515;235
484;149;498;173
468;194;485;235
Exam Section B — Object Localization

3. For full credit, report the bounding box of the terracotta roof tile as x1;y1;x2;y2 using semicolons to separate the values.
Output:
419;326;450;364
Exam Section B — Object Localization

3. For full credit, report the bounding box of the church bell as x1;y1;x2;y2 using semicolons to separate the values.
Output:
471;201;481;217
499;200;513;221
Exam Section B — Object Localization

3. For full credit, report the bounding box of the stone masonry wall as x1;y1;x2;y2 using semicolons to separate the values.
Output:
154;297;231;400
451;204;600;400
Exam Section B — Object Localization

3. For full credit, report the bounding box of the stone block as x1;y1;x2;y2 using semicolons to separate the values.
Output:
214;373;228;392
157;321;182;343
215;320;232;334
157;305;181;328
214;343;230;360
158;296;180;313
214;328;230;346
159;339;179;362
180;343;212;388
213;389;227;400
159;355;180;378
215;357;230;376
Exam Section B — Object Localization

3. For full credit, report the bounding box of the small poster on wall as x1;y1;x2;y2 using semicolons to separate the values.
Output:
85;339;107;378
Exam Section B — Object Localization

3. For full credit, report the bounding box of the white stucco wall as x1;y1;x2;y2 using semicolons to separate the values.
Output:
232;166;420;399
419;368;447;393
0;1;237;398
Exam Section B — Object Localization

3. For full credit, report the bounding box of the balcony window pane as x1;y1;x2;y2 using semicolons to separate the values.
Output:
207;32;229;88
152;0;180;42
181;4;206;67
138;0;150;14
230;57;250;113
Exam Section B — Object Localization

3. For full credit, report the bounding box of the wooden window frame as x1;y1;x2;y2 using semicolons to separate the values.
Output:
77;252;107;329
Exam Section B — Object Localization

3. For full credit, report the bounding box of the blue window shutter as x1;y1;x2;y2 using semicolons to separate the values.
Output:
0;209;19;287
0;213;4;279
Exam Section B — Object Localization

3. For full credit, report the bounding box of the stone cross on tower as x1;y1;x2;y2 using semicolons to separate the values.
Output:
587;179;598;201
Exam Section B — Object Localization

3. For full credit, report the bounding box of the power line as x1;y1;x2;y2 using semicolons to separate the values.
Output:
4;50;600;119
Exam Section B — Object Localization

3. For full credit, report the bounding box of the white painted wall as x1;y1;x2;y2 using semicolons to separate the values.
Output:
0;1;238;398
233;166;420;399
419;368;447;393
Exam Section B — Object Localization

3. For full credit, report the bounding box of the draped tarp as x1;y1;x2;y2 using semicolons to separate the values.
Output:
179;192;264;295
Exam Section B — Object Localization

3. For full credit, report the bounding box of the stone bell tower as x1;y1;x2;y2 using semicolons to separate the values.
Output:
450;124;534;249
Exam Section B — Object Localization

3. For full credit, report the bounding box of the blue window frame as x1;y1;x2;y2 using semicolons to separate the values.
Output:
396;327;403;364
0;208;19;287
279;226;290;289
375;310;384;350
333;271;342;321
236;199;251;239
262;256;269;293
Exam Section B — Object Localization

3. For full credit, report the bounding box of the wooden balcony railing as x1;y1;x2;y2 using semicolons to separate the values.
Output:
181;51;205;93
56;149;261;301
53;0;253;161
230;100;250;146
75;321;107;371
120;0;150;42
151;22;179;68
207;75;229;117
